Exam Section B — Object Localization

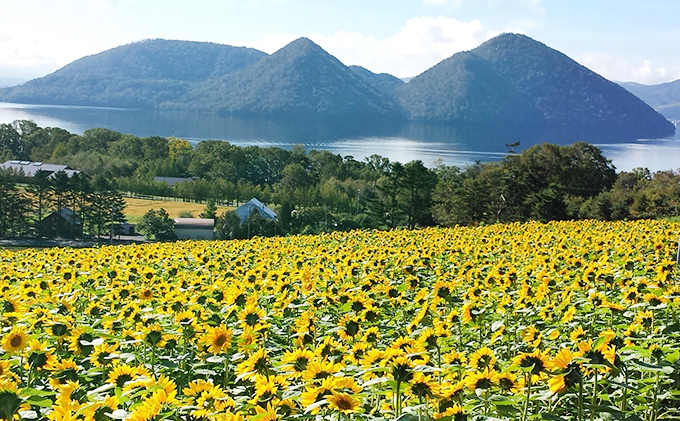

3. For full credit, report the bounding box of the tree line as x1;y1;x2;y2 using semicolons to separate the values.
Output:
0;168;125;238
2;120;679;240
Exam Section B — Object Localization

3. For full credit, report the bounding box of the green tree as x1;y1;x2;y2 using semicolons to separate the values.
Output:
26;170;54;236
138;208;176;240
215;210;242;240
200;199;218;220
401;160;437;229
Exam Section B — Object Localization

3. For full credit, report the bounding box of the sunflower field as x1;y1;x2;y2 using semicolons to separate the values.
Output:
0;219;678;421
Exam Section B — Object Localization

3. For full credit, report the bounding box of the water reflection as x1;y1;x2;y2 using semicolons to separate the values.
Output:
0;102;678;172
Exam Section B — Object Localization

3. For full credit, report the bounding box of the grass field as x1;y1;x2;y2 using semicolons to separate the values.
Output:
124;197;233;221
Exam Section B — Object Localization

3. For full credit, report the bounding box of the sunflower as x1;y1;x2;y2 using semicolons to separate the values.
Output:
513;349;551;383
202;325;233;354
468;347;496;371
235;348;269;380
90;342;119;368
81;396;120;421
26;339;55;372
107;364;150;388
327;392;361;414
300;387;326;414
2;326;28;353
443;349;468;367
0;378;22;421
548;348;583;393
570;326;587;343
522;326;542;348
497;372;521;394
239;304;266;329
466;368;498;391
362;326;380;343
435;403;467;421
578;340;616;374
337;315;361;342
390;356;414;383
303;360;343;383
281;348;315;377
193;386;234;418
250;375;280;406
410;372;439;399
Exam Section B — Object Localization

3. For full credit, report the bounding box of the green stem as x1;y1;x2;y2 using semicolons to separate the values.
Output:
578;377;584;421
621;367;628;413
523;375;532;421
395;380;402;417
151;345;156;375
651;371;660;421
590;370;598;421
223;356;229;389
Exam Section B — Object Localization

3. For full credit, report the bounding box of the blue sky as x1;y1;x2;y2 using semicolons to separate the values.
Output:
1;0;678;84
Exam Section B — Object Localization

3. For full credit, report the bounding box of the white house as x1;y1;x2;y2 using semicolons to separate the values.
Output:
173;218;215;240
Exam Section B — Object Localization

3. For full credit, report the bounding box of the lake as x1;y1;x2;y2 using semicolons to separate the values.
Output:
1;101;679;173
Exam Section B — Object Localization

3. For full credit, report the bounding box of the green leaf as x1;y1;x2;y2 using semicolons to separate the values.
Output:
608;380;640;393
249;411;276;421
304;399;328;413
542;415;569;421
631;359;674;374
24;396;52;408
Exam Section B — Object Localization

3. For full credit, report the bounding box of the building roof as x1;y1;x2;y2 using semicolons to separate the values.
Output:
0;160;81;178
173;218;215;230
43;208;81;225
235;198;278;222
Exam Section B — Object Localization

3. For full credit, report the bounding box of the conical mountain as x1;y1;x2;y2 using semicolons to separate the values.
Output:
0;39;267;108
399;33;675;139
182;38;402;120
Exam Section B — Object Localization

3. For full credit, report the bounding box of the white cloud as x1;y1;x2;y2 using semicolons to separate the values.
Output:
576;53;680;85
245;16;492;78
424;0;544;13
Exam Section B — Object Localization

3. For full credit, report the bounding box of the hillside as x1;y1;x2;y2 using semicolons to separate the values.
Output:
0;39;267;108
349;65;405;98
399;33;675;140
180;38;402;120
620;80;680;121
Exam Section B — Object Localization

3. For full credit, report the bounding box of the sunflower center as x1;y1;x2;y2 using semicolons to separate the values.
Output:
520;356;545;374
336;397;353;410
245;313;260;326
215;334;227;347
116;374;133;388
9;335;22;348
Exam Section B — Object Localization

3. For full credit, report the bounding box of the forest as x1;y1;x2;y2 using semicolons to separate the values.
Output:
1;119;679;239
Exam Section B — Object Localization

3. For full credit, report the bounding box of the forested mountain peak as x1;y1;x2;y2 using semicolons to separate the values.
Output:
181;36;403;119
0;39;268;109
52;38;268;81
398;32;675;139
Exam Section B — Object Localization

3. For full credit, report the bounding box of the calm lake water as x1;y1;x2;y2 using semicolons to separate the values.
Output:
1;101;679;173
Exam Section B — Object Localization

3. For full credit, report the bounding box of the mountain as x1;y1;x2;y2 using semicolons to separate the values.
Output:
349;65;405;97
180;38;402;120
0;39;267;108
399;33;675;139
0;34;674;139
620;80;680;121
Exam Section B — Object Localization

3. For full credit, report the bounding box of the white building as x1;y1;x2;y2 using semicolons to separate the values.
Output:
173;218;215;240
0;160;81;178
